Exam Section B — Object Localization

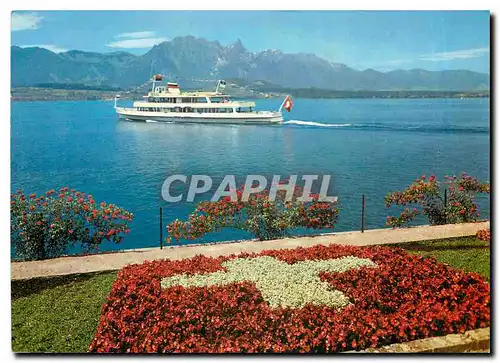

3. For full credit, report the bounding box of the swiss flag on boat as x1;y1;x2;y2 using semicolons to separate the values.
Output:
284;96;293;112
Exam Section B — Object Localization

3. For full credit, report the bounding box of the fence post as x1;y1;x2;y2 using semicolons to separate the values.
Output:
361;194;365;233
444;189;447;224
160;206;163;249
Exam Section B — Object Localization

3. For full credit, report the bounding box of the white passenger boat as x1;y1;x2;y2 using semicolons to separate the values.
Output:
114;75;292;125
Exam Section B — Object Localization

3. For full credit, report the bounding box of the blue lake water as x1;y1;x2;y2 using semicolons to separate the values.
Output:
11;98;490;253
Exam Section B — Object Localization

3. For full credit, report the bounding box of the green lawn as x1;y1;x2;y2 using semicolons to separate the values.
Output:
11;271;117;353
398;236;490;281
11;235;490;353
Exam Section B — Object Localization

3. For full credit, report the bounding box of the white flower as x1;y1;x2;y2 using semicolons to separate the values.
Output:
161;255;377;309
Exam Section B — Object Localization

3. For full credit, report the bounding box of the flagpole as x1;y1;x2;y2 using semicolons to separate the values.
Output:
278;95;289;113
114;95;121;109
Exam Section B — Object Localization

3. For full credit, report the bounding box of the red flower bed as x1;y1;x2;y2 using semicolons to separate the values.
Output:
89;244;490;353
476;229;491;242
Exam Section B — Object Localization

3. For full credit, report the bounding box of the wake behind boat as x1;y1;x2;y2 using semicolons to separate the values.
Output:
114;75;292;125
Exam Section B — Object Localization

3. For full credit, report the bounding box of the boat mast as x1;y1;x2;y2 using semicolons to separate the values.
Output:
151;77;156;93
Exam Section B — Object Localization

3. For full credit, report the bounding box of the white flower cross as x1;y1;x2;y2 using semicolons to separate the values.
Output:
161;255;377;309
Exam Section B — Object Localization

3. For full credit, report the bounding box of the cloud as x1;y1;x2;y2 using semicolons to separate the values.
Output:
384;59;408;66
11;12;43;31
20;44;68;53
107;30;167;49
106;37;168;49
116;31;156;39
420;47;489;62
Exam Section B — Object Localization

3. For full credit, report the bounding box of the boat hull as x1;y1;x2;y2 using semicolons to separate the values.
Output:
115;107;283;125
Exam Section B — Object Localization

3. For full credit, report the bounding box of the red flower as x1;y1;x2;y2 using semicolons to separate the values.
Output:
476;229;490;242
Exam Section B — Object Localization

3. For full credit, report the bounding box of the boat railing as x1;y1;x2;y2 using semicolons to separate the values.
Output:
117;107;280;115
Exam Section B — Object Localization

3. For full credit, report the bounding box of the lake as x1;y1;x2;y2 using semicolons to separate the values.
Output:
11;97;490;253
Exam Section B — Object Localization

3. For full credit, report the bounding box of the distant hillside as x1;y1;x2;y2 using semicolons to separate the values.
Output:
224;79;489;99
11;36;490;91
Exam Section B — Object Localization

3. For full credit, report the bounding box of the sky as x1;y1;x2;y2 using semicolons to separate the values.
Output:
11;10;490;73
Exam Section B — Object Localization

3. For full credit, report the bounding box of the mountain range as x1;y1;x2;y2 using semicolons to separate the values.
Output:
11;36;490;91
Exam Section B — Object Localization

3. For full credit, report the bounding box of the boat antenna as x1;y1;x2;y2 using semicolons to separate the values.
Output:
149;59;155;78
149;59;157;92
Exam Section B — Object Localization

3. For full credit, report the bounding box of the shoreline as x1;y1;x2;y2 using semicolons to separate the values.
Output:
11;95;491;102
11;87;490;102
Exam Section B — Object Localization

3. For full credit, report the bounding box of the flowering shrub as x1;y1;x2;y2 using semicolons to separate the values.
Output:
166;185;340;242
476;229;491;242
11;187;134;261
89;244;490;353
385;173;489;228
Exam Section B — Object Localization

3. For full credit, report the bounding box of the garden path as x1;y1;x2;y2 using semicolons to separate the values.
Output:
12;221;489;280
